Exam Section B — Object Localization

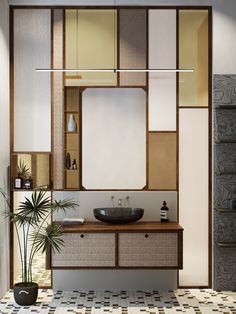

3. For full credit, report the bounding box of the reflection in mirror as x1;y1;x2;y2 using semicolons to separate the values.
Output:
179;10;208;107
11;153;50;190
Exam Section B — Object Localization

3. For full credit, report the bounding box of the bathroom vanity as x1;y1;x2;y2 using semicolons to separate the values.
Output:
49;222;183;269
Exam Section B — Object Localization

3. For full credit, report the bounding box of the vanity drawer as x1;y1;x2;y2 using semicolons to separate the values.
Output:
51;233;116;267
118;233;179;267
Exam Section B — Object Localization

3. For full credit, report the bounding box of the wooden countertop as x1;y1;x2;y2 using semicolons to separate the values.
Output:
57;221;183;233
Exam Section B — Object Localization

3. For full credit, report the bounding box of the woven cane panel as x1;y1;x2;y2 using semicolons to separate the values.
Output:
52;9;63;189
52;233;116;267
119;233;178;267
119;9;146;86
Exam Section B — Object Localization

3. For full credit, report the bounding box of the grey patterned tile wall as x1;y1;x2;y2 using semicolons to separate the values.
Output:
214;75;236;106
214;74;236;291
215;144;236;174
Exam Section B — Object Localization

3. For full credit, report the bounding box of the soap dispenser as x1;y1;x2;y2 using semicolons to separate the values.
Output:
160;201;169;222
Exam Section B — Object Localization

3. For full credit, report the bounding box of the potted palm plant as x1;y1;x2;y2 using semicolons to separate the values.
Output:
0;188;79;306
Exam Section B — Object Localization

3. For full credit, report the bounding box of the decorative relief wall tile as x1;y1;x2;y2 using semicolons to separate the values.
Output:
214;144;236;174
214;74;236;291
214;110;236;142
214;75;236;106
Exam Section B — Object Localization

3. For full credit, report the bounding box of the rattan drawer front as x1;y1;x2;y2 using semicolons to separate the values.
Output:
52;233;115;267
118;233;178;267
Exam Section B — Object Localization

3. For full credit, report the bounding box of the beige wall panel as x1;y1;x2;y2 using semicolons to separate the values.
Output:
179;10;208;107
149;133;177;190
149;10;176;69
65;9;117;86
53;9;64;189
119;9;146;86
179;109;209;286
14;9;51;151
149;73;176;131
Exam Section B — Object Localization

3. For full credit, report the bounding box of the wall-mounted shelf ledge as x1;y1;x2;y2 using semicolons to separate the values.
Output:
215;208;236;212
64;131;79;134
216;241;236;247
216;172;236;176
215;105;236;110
215;140;236;144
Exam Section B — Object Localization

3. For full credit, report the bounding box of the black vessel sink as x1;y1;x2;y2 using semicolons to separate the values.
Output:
93;207;144;224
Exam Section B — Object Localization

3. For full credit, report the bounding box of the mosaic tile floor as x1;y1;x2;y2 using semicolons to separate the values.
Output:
1;289;236;313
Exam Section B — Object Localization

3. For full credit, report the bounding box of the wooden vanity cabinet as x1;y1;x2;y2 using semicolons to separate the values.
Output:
50;222;183;269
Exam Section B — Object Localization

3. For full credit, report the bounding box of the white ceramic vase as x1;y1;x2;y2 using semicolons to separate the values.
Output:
67;114;76;132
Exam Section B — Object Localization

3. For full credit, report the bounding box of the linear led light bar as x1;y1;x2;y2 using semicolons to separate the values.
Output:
35;68;194;73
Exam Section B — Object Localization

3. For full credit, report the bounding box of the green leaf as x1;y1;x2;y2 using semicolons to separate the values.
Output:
31;222;64;254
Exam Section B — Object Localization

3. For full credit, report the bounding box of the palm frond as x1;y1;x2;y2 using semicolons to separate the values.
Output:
17;191;51;223
31;222;64;254
17;159;31;179
51;199;79;214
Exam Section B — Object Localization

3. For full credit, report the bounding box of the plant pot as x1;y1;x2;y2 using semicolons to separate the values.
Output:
13;282;38;306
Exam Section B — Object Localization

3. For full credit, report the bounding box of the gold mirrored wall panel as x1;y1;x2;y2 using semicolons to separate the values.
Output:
148;133;177;190
65;9;117;86
179;10;209;107
11;153;50;190
119;9;147;86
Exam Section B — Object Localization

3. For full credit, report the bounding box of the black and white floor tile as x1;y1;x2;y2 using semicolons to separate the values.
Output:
1;289;236;313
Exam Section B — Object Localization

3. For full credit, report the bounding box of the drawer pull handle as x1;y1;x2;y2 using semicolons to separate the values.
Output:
80;234;84;238
145;234;149;238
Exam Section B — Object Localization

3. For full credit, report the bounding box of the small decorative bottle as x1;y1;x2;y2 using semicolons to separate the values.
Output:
72;159;77;170
67;114;77;132
65;153;71;169
14;175;23;189
160;201;169;222
24;177;33;190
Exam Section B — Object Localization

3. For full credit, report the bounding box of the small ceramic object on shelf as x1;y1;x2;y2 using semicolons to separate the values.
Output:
65;153;71;169
14;175;23;189
67;114;77;132
72;159;77;170
160;201;169;222
24;177;33;190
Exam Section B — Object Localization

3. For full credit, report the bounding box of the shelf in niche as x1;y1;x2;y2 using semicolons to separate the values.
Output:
65;131;79;134
65;110;79;113
64;169;79;172
215;208;236;213
216;241;236;247
12;189;51;192
215;105;236;110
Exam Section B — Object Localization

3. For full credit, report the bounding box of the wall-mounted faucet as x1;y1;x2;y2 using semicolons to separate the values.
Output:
110;196;131;208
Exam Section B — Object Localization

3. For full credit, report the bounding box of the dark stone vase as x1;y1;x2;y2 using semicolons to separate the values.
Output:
13;282;38;306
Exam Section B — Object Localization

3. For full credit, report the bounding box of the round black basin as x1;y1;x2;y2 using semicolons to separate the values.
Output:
93;207;144;224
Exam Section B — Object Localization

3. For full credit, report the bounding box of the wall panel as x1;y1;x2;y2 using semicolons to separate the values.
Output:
14;9;51;151
149;9;176;69
149;73;176;131
148;132;177;190
179;109;209;286
119;9;146;86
